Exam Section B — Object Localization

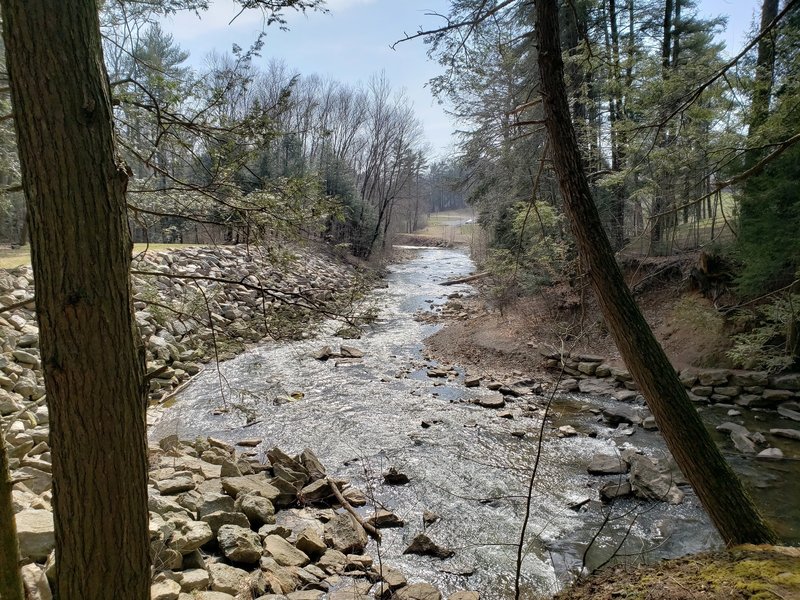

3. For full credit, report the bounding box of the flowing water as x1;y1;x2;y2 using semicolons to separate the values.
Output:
149;246;797;599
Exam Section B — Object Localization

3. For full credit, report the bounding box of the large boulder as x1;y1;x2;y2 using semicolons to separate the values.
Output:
167;515;213;554
587;452;628;475
236;493;276;527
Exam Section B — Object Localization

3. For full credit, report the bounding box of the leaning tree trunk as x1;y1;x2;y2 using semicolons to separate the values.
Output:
534;0;776;546
1;439;24;600
1;2;150;599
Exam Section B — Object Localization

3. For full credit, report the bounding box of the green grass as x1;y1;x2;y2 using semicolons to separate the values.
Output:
0;243;207;269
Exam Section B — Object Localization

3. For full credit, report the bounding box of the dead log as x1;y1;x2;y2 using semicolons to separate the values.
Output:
440;271;490;286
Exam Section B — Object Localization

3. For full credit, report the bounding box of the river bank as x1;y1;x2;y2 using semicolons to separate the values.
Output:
4;244;799;599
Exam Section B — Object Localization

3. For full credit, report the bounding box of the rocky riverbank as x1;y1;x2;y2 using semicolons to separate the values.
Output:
2;243;407;600
14;434;476;600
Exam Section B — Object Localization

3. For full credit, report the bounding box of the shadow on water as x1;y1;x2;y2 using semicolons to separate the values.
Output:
149;246;797;599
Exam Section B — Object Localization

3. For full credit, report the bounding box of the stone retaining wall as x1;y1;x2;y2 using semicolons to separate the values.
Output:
541;350;800;410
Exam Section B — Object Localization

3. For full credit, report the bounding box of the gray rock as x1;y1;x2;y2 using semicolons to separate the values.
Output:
295;528;327;558
731;432;757;454
201;510;251;535
403;533;454;559
628;455;684;505
477;393;505;409
763;389;794;404
587;452;629;475
151;579;181;600
757;448;784;459
778;403;800;422
168;516;213;554
379;565;408;589
601;404;641;426
207;562;250;595
697;369;728;386
770;428;800;441
15;509;54;561
177;568;210;592
316;548;348;574
263;534;310;567
156;477;196;495
197;492;236;518
365;509;405;529
221;476;281;502
339;345;364;358
395;583;442;600
599;480;632;502
236;493;276;527
299;479;333;503
323;512;367;554
770;373;800;391
217;524;262;564
327;582;371;600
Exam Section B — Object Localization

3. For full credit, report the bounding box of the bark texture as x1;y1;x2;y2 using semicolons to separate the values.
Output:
1;1;150;598
534;0;776;546
1;439;24;600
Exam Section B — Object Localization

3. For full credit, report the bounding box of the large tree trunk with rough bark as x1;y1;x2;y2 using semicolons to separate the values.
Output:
534;0;776;546
1;2;150;598
1;439;24;600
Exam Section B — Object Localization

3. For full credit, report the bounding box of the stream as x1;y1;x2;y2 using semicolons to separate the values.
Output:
149;246;797;599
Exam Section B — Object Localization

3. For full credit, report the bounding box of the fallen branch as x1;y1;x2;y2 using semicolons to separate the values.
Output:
440;272;490;286
326;477;381;542
0;297;35;314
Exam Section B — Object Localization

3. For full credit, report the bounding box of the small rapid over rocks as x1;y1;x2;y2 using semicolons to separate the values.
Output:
150;247;768;598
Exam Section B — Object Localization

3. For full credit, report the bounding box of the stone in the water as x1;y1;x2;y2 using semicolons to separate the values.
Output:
312;346;333;360
587;452;628;475
557;425;578;437
395;583;442;600
449;593;480;600
365;509;405;529
601;404;641;426
477;393;505;409
423;510;440;526
757;448;784;459
384;466;410;485
628;455;684;505
770;428;800;441
600;480;632;502
464;375;481;388
403;533;454;559
339;345;364;359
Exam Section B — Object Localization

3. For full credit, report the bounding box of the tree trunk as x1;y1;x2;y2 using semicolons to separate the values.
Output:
1;2;150;599
747;0;779;161
534;0;776;546
1;439;24;600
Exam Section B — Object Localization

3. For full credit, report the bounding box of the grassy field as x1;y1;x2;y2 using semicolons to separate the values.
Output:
0;243;206;269
412;208;477;245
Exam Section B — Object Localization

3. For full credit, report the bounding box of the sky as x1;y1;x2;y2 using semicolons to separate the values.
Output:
162;0;764;158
